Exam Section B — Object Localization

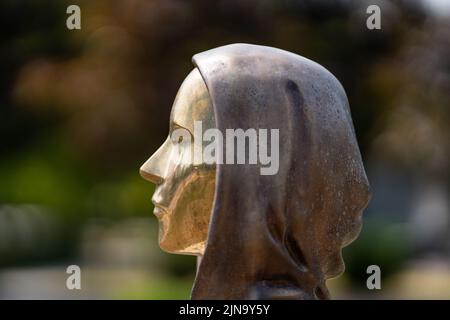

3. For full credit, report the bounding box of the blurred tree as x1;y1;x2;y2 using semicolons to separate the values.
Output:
0;0;448;286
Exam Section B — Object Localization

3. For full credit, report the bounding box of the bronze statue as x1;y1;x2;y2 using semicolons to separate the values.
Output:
140;44;371;299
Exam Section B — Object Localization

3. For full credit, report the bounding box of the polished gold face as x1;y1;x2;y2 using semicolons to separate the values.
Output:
140;68;216;256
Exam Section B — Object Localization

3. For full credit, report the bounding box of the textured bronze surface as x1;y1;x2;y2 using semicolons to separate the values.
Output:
140;44;371;299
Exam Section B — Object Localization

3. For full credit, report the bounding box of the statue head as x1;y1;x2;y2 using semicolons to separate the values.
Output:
140;44;371;299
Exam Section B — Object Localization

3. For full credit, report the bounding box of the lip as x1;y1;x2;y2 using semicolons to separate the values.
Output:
152;202;168;219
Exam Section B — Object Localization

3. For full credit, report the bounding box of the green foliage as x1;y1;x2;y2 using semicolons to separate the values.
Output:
343;218;413;288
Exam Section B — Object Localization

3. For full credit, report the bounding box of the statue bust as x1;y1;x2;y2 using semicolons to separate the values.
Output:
140;43;371;299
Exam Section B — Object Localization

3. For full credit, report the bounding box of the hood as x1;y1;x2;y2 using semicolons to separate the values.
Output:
191;44;371;299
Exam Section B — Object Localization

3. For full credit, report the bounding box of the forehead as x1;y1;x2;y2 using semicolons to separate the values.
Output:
170;68;214;132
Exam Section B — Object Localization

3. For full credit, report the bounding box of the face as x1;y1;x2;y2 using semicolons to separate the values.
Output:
140;68;216;256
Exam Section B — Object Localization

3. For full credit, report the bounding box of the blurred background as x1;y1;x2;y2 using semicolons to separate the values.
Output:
0;0;448;299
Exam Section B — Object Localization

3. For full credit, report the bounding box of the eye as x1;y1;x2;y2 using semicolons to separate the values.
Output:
177;135;183;144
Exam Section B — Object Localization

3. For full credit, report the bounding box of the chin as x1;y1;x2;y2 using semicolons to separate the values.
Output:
159;234;204;256
157;225;172;251
159;245;175;254
158;231;184;254
158;238;178;254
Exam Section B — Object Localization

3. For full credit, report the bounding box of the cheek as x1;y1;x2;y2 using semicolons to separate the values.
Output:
159;146;194;202
172;140;196;175
161;171;215;253
165;142;213;210
170;170;215;222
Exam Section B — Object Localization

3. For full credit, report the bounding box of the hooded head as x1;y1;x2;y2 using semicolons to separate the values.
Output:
140;44;371;299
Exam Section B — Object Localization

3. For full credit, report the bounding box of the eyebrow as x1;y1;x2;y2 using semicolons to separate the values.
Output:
171;121;192;134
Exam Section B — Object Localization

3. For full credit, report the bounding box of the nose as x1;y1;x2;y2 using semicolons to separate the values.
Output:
140;165;163;185
139;140;169;185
